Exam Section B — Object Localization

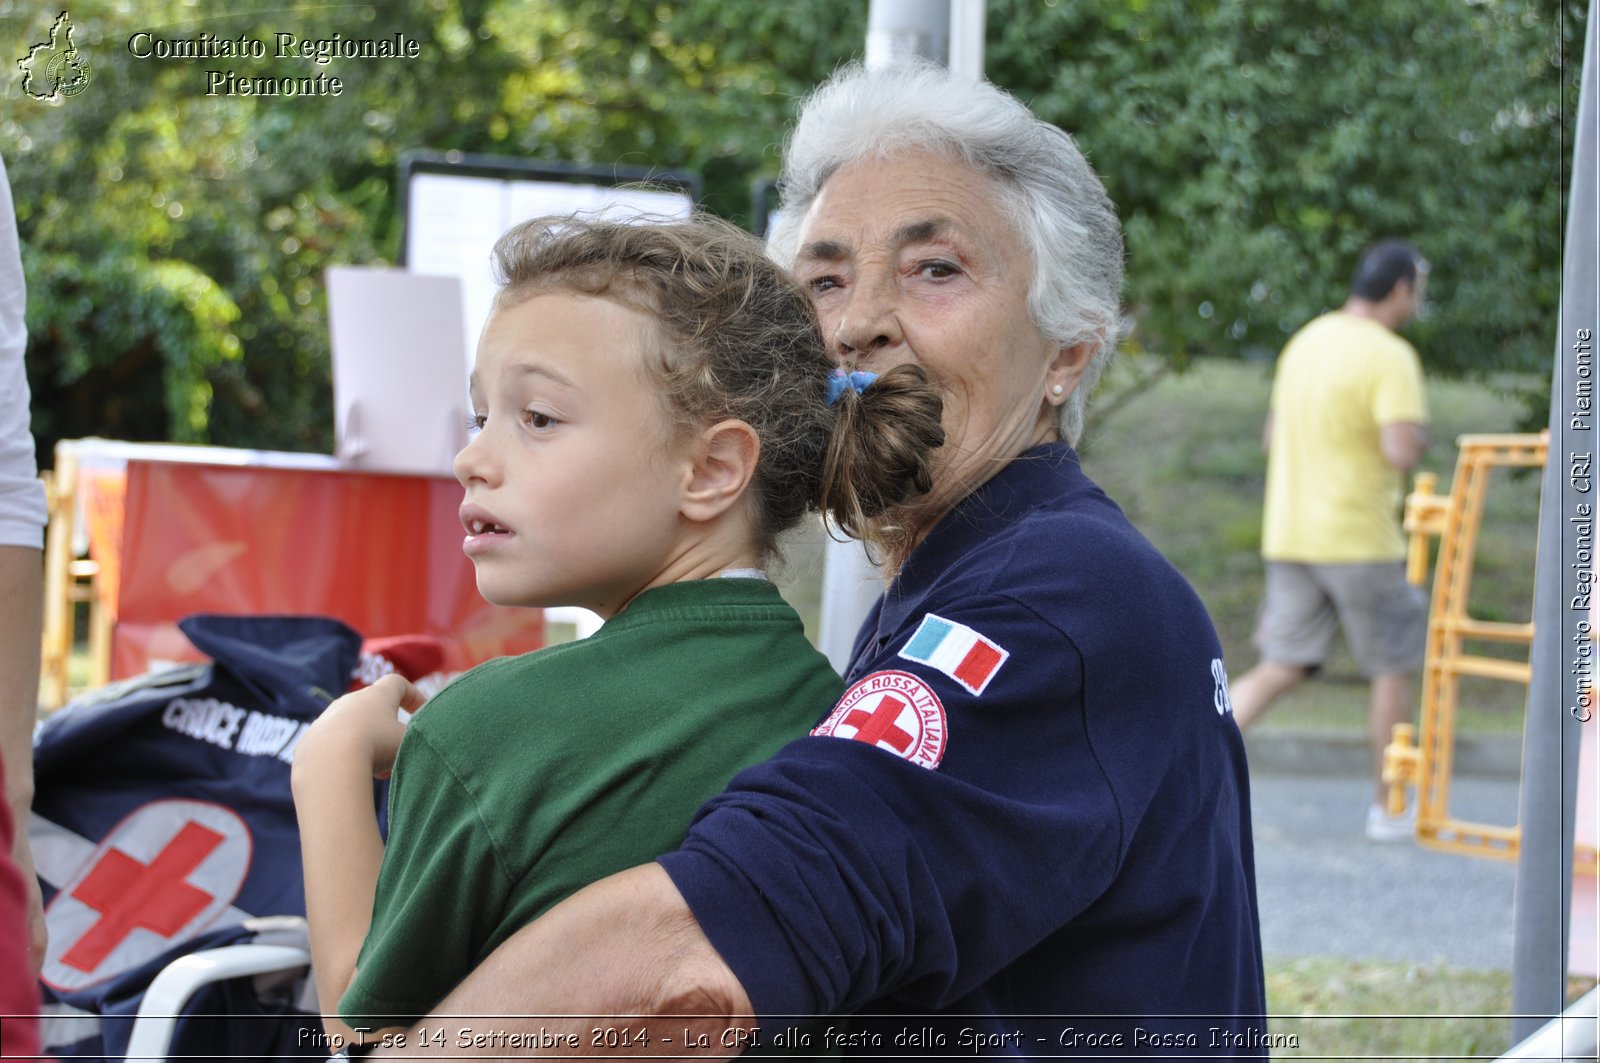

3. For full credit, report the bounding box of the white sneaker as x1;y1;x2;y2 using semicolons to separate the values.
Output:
1365;802;1415;842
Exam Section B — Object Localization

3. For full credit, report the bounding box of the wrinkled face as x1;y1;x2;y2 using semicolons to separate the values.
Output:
454;291;692;618
791;149;1090;515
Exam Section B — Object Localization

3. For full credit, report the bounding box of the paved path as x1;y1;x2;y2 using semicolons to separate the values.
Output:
1250;769;1520;971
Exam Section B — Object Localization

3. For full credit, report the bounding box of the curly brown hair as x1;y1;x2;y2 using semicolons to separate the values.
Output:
490;212;943;561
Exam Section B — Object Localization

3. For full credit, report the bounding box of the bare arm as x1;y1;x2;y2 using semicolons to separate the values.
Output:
0;152;45;972
292;676;419;1043
0;544;44;970
371;863;753;1059
1380;420;1429;472
292;721;387;1043
1260;411;1274;453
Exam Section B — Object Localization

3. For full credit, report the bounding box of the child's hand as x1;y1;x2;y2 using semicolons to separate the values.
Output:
298;674;428;779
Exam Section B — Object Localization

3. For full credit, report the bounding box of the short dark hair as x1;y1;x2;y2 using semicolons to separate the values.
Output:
1350;240;1426;301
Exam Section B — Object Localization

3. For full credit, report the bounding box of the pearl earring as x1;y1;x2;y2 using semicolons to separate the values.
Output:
1051;384;1064;397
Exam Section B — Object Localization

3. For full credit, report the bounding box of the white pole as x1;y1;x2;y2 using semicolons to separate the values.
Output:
817;1;975;672
1510;0;1597;1044
865;0;950;69
948;0;987;82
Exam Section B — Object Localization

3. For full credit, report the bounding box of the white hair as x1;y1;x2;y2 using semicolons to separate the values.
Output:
768;61;1124;447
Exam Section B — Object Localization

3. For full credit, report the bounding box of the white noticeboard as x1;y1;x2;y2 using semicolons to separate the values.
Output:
324;157;696;479
326;266;469;477
401;158;695;372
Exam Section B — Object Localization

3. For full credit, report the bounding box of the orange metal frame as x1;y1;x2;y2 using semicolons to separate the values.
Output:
1385;432;1598;875
38;446;111;709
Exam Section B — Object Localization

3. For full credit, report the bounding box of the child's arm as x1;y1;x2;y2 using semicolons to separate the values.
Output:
291;674;423;1042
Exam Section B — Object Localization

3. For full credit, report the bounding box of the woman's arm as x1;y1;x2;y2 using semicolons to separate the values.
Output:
292;675;420;1042
0;150;49;974
372;862;753;1059
0;545;44;971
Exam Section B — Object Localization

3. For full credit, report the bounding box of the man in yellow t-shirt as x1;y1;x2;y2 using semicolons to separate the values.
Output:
1231;241;1430;842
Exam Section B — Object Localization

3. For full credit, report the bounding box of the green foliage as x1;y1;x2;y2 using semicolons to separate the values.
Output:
23;248;240;445
989;0;1581;395
4;0;863;460
3;0;1582;458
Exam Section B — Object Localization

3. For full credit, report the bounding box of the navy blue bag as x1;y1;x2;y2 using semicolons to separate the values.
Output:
31;614;363;1061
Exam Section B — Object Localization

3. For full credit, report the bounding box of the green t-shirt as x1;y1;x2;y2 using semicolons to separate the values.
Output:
340;578;843;1027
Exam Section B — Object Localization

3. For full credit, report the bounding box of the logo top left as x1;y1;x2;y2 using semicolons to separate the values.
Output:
18;10;92;102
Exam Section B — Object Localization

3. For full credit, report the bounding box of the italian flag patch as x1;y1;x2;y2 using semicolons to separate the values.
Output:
897;613;1009;695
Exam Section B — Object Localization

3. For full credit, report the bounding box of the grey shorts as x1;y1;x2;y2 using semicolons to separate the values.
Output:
1254;561;1427;677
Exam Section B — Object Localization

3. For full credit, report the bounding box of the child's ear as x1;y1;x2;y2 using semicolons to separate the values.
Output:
681;419;760;523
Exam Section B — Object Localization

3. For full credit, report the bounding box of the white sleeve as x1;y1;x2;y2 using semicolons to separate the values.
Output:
0;152;47;550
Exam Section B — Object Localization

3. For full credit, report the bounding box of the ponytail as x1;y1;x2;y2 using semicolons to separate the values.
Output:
815;363;945;559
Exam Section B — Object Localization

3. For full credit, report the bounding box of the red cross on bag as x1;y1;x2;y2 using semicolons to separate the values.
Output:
41;799;251;993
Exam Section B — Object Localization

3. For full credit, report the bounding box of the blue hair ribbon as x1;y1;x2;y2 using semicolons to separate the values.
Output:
826;369;879;406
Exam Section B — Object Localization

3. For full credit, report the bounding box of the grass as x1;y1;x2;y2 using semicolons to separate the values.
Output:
1265;958;1595;1060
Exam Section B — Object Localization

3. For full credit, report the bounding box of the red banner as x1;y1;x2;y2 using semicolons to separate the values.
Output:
109;461;541;678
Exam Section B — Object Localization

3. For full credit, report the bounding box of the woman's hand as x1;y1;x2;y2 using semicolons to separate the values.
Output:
297;674;428;780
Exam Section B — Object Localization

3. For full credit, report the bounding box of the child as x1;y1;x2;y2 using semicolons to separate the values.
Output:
291;213;943;1040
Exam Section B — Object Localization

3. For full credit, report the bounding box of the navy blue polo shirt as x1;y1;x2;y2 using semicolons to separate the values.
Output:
660;443;1267;1059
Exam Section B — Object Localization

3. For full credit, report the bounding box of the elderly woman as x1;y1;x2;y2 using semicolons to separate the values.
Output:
368;63;1264;1059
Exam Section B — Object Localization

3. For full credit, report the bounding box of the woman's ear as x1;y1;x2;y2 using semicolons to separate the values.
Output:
1045;339;1098;406
681;419;761;523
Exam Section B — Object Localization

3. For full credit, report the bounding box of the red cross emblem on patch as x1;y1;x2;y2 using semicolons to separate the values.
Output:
812;670;947;769
42;800;253;992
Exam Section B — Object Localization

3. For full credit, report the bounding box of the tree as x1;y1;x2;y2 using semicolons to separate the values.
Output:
5;0;1581;459
5;0;864;460
988;0;1581;401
